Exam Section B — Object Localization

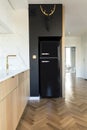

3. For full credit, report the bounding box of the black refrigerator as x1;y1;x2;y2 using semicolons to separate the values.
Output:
39;38;61;98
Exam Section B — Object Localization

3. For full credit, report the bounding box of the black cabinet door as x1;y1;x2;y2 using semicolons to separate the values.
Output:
40;59;60;98
40;41;58;58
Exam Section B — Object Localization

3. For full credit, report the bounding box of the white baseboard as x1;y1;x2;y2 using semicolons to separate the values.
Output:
28;96;40;100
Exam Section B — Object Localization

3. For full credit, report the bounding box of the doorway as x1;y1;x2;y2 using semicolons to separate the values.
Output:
65;47;76;74
65;47;76;101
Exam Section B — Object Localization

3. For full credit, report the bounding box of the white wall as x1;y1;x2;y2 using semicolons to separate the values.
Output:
13;9;29;68
0;34;29;71
65;36;82;77
0;2;29;73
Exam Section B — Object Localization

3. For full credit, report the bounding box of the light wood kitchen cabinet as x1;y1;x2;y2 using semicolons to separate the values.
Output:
0;88;17;130
0;76;18;101
17;70;30;123
17;72;25;122
0;70;29;130
25;70;30;98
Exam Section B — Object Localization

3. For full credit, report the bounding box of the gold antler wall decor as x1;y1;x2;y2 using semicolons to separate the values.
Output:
40;5;56;16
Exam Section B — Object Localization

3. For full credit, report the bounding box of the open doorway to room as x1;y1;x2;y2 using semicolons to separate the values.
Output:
65;47;76;74
65;47;76;101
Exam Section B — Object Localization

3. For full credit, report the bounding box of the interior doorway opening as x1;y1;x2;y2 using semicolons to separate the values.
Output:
65;47;76;74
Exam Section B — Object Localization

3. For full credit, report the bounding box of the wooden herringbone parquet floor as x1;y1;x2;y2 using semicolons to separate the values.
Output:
16;73;87;130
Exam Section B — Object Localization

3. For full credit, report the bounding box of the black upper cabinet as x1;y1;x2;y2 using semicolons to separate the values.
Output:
29;4;62;96
29;4;62;36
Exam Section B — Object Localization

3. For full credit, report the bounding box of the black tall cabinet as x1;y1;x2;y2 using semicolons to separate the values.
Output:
29;4;63;97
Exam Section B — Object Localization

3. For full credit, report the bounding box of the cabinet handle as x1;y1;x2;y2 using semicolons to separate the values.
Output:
42;53;50;55
41;60;50;63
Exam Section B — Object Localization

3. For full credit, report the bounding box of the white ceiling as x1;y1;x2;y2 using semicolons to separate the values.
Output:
9;0;87;36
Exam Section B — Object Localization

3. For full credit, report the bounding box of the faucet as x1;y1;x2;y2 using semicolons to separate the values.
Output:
6;55;16;74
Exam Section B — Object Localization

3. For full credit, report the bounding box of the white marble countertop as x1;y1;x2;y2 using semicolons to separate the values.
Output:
0;68;29;82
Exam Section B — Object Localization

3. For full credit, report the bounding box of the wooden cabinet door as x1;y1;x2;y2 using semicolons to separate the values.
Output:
24;71;28;105
17;72;25;122
0;89;17;130
0;76;17;101
17;84;24;122
25;70;30;100
17;70;30;123
0;100;7;130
